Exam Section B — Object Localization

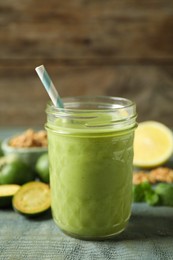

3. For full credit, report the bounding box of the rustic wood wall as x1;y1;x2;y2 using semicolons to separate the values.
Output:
0;0;173;127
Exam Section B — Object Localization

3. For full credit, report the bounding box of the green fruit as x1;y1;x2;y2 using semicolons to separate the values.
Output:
0;184;21;208
0;141;4;157
13;181;51;216
155;183;173;206
35;153;49;183
0;155;35;185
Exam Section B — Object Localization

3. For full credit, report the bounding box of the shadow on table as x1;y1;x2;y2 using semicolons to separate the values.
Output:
1;206;52;221
112;208;173;242
27;208;52;221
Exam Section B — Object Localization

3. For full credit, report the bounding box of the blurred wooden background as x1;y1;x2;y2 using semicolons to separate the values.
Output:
0;0;173;127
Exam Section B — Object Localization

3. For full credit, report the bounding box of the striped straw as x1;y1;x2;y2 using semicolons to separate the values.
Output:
35;65;64;108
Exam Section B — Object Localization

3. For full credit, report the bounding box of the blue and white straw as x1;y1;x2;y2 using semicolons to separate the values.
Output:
35;65;64;108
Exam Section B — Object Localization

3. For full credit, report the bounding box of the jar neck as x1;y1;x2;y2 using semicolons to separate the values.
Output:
46;96;137;133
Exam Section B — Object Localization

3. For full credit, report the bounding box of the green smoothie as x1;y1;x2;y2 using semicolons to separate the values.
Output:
46;96;137;239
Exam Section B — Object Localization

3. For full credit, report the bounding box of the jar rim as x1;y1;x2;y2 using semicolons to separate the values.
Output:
45;96;137;133
46;96;136;114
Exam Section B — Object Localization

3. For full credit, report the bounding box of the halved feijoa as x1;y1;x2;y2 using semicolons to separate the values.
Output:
0;184;21;208
12;181;51;216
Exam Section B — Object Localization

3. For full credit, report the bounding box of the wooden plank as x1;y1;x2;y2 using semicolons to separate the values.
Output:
0;0;173;128
0;0;173;60
0;65;173;128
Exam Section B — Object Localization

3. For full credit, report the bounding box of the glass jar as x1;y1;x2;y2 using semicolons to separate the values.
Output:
45;96;137;240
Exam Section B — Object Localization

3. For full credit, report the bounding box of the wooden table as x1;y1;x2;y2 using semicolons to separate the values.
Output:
0;128;173;260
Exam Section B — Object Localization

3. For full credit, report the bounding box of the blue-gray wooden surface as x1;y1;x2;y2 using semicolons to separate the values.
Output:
0;129;173;260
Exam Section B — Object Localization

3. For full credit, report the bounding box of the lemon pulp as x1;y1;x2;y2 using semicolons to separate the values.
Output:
133;121;173;168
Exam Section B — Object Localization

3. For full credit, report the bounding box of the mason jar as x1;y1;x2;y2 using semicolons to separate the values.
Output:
45;96;137;240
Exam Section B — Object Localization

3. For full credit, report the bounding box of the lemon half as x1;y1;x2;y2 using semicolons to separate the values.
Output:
133;121;173;168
